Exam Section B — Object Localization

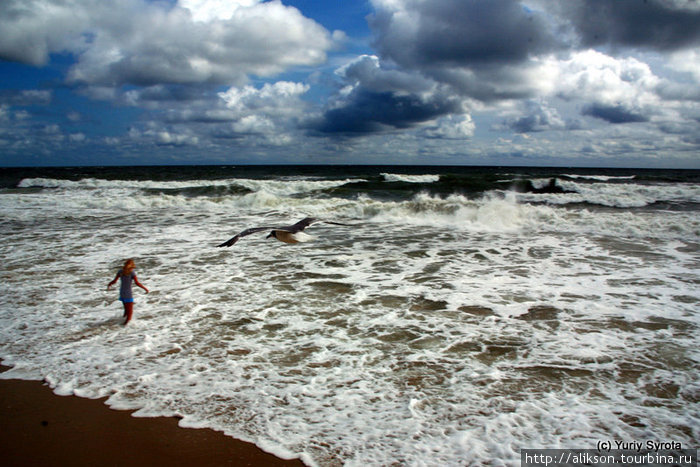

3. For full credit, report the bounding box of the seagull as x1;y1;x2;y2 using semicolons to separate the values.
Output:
217;217;350;247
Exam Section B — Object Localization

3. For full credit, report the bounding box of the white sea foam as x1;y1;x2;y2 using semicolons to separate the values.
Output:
563;174;637;182
18;176;361;196
365;192;551;233
381;173;440;183
233;178;362;196
1;173;698;466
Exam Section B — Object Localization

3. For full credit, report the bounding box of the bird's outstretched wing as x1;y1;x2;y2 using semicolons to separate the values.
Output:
217;217;353;247
216;226;275;247
285;217;318;232
286;217;351;232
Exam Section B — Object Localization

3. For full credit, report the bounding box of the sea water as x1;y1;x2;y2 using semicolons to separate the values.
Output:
0;166;698;466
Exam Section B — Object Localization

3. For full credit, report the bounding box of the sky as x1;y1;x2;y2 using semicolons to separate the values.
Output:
1;0;700;168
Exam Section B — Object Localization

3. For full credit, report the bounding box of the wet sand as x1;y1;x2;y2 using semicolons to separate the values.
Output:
0;365;305;467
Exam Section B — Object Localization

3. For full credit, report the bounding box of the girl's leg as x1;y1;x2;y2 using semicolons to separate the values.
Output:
123;302;134;324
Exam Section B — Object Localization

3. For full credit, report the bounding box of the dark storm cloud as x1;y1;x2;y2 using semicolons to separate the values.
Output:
370;0;700;75
311;54;465;136
561;0;700;51
368;0;700;104
124;85;212;104
318;0;580;137
340;54;434;94
366;0;568;103
370;0;563;68
582;103;650;124
509;114;549;133
313;89;461;135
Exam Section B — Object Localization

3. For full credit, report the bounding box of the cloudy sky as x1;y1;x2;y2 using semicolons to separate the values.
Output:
1;0;699;167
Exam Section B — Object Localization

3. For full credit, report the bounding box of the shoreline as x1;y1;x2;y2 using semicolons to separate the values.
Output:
0;364;305;467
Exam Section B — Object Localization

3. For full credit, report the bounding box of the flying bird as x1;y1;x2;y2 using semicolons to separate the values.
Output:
217;217;350;247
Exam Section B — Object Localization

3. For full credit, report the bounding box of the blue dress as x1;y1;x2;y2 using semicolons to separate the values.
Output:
119;270;136;303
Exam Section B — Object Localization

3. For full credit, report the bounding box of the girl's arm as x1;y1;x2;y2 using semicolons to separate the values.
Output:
107;271;120;289
133;275;149;293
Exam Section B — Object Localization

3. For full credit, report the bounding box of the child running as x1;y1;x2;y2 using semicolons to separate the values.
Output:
107;259;149;325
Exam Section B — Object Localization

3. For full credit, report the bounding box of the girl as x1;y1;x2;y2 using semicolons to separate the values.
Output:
107;259;149;325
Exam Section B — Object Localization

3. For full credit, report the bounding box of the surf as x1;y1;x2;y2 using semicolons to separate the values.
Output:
1;165;698;466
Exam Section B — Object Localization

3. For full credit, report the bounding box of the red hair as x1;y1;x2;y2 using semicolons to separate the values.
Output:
122;259;135;275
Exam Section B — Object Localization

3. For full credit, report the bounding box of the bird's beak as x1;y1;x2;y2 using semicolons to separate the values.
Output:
266;232;273;239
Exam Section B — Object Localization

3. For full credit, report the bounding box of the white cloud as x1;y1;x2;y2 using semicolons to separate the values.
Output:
179;0;259;22
191;81;310;141
156;131;198;146
547;50;662;123
14;110;31;121
228;115;294;145
219;81;310;118
76;1;332;86
668;49;700;82
69;132;86;142
0;105;10;122
231;115;275;134
424;114;475;139
0;0;334;87
554;51;659;104
499;99;566;133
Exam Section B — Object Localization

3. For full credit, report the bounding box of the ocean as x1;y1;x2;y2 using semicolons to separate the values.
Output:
0;165;698;466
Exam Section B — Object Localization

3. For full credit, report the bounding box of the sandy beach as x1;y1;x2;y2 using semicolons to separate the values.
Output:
0;365;305;467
